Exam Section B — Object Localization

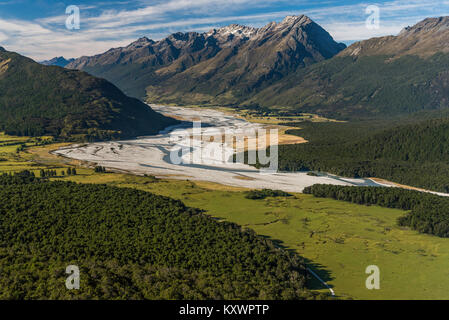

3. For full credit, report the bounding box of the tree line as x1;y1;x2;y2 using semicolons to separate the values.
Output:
245;189;292;200
304;184;449;238
270;117;449;193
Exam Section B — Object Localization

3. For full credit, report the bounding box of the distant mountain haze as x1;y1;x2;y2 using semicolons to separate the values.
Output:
40;56;75;67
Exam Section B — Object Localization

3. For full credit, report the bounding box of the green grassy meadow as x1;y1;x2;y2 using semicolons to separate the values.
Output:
3;133;449;300
130;181;449;300
0;133;47;173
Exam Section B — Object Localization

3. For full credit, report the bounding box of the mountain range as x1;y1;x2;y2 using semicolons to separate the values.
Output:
248;16;449;119
4;14;449;143
67;15;346;103
0;48;177;140
66;15;449;120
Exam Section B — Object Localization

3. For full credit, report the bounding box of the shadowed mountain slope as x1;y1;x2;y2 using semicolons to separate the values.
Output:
0;49;177;140
248;16;449;119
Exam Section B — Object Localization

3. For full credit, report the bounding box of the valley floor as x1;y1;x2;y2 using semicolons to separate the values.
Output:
2;132;449;299
33;171;449;299
53;105;384;193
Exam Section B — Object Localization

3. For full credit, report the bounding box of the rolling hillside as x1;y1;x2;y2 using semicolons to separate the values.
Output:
0;48;177;141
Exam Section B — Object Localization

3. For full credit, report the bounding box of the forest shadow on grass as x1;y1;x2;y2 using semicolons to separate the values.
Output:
302;257;335;292
258;235;334;292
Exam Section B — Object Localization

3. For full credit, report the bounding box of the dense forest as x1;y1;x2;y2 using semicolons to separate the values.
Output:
0;49;177;141
304;184;449;238
0;172;318;300
272;117;449;193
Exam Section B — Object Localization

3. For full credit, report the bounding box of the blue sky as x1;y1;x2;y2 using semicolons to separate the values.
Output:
0;0;448;60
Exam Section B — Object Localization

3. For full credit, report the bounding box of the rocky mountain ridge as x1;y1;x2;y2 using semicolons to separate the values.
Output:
66;15;346;100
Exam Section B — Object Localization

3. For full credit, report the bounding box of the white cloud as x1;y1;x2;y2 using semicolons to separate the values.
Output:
0;31;8;43
0;0;448;60
323;21;404;42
